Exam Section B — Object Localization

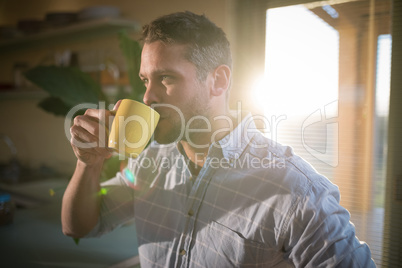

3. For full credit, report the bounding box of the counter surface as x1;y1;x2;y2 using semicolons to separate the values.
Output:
0;178;139;268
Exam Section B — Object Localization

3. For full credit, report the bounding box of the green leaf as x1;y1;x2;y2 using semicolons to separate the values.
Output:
73;237;80;245
24;66;107;107
37;96;72;117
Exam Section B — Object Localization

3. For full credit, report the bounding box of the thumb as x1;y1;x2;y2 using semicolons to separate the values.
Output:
111;99;122;114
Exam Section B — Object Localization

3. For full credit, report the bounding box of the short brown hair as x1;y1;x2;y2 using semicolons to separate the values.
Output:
142;11;232;81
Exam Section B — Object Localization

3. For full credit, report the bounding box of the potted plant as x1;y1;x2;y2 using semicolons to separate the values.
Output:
24;31;145;181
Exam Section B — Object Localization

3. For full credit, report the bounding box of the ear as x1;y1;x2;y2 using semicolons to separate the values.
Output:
210;65;231;97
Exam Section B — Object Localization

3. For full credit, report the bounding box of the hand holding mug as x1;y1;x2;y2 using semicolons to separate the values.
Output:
70;106;117;166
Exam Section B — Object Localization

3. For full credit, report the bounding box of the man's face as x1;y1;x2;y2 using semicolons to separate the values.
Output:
140;41;211;144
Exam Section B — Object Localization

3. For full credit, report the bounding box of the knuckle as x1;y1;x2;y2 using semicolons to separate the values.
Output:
84;109;93;115
73;115;83;125
85;108;102;117
70;124;76;133
70;125;80;137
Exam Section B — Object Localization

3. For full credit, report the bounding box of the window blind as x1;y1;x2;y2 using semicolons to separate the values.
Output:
260;0;394;266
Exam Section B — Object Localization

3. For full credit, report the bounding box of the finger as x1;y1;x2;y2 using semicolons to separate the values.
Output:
84;108;105;119
70;127;113;159
73;115;108;139
71;124;111;154
71;145;106;165
71;145;93;163
70;125;98;149
84;108;116;127
113;100;122;112
71;137;111;159
83;108;116;119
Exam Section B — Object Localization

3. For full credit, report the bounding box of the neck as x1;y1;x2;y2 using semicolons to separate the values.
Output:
180;109;236;168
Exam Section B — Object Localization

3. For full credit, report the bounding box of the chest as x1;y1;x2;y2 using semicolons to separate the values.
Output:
133;166;293;267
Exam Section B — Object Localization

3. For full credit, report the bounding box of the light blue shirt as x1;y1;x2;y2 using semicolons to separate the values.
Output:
88;114;376;267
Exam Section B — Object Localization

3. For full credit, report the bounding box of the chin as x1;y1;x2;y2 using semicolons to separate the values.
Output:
153;123;182;145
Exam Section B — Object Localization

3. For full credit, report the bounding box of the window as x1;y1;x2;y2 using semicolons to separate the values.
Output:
254;1;392;266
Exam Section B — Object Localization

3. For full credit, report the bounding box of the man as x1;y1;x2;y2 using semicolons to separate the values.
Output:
62;11;376;267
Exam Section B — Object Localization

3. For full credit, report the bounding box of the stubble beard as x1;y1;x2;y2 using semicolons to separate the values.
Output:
153;84;211;145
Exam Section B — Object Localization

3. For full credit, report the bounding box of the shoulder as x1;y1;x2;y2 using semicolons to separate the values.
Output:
245;132;339;200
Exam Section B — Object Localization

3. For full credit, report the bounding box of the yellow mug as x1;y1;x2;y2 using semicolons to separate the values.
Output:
108;99;160;158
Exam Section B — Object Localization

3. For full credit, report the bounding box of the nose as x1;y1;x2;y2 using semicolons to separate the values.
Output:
143;81;160;106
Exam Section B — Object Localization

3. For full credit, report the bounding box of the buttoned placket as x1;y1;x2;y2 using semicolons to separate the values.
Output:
173;117;252;267
175;149;219;268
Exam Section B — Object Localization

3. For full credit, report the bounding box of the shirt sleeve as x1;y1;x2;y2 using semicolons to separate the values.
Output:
84;170;136;238
283;178;376;267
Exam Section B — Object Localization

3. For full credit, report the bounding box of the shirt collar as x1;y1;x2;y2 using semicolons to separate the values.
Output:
214;113;256;166
175;113;257;167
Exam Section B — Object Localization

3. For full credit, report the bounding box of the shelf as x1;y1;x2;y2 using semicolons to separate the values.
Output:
0;89;48;100
0;17;141;53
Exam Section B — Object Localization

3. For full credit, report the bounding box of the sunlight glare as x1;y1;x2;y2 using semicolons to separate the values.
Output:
254;5;339;118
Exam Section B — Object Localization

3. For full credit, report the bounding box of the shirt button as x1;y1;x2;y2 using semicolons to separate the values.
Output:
188;209;194;216
179;249;186;255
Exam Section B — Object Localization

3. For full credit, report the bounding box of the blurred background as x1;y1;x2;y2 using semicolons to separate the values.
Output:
0;0;401;267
